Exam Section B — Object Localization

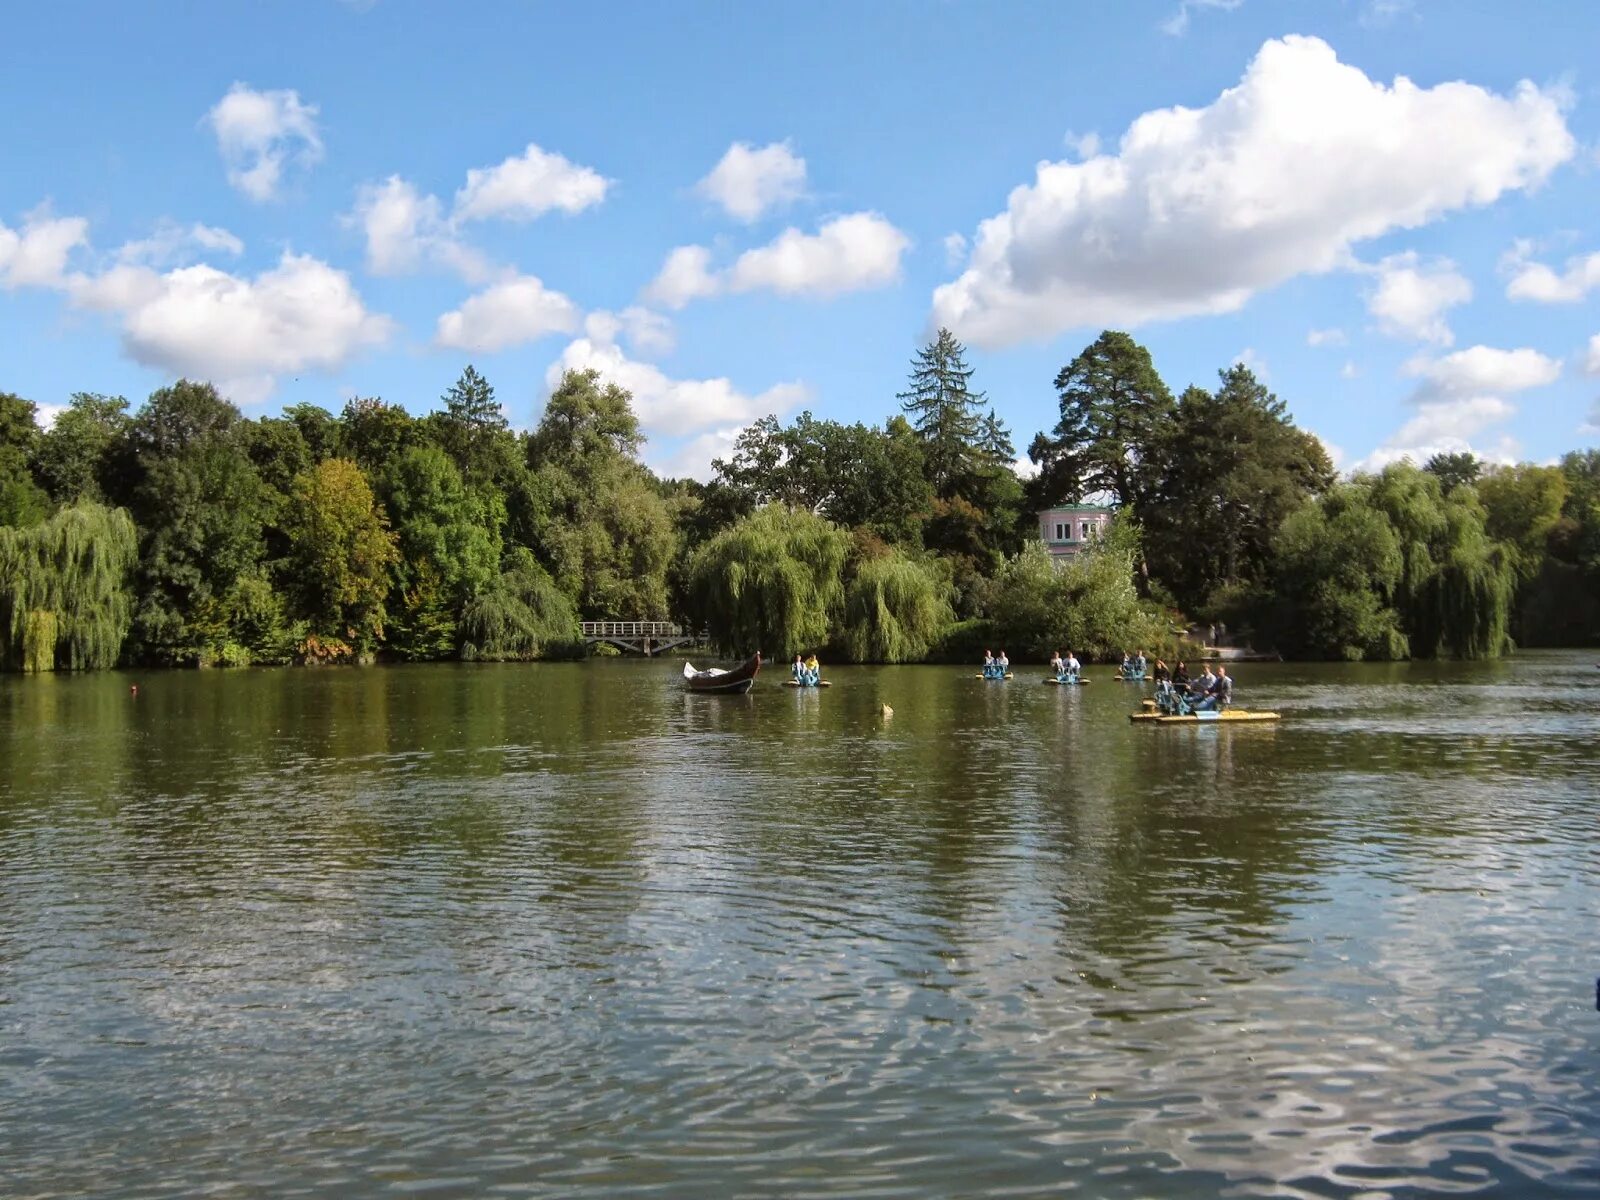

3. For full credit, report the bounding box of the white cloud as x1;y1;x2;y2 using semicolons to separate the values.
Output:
656;426;747;482
545;334;806;441
1340;360;1359;379
1353;342;1561;474
696;141;807;221
1161;0;1242;37
0;210;88;288
943;232;968;267
350;175;490;281
116;221;244;267
1580;401;1600;436
727;212;909;296
1354;398;1521;473
1365;251;1472;345
645;212;910;309
1307;327;1347;347
68;253;391;404
452;143;609;223
1505;248;1600;303
643;245;719;309
33;404;66;431
1403;344;1561;400
206;83;323;202
1584;333;1600;375
584;307;675;356
435;274;580;353
931;36;1574;348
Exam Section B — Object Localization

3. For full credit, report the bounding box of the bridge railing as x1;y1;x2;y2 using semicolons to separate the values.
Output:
580;621;691;638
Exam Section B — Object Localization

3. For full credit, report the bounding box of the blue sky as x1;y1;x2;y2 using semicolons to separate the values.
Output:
3;0;1597;479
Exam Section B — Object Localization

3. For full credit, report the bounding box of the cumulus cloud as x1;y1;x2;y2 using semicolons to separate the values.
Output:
1365;252;1472;345
1353;343;1560;473
656;426;747;482
545;332;805;442
348;144;607;283
350;175;491;281
207;83;323;202
1585;332;1600;375
583;307;675;356
1307;327;1347;347
696;141;807;221
68;252;391;404
1403;344;1561;400
0;209;89;288
452;142;609;223
1355;398;1521;473
1504;247;1600;303
435;274;580;353
643;245;719;309
932;35;1574;348
644;212;909;309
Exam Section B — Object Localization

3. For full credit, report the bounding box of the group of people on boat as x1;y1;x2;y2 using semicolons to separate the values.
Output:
1153;661;1233;714
1119;650;1149;680
1048;649;1083;681
791;652;822;686
981;649;1011;679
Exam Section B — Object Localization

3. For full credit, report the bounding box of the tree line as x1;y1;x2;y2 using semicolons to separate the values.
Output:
2;329;1597;672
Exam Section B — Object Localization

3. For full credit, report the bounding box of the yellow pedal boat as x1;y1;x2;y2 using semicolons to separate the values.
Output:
1130;699;1279;724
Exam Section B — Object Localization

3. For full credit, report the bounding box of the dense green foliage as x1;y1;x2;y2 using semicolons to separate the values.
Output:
0;503;138;671
1;336;1595;672
689;504;849;657
839;549;953;663
989;518;1164;660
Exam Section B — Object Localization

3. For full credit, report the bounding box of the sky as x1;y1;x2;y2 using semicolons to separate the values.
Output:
2;0;1598;481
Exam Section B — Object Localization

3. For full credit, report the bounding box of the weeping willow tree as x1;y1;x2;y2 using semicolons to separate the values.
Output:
1364;464;1514;659
689;504;848;656
988;516;1162;659
459;548;582;660
0;503;138;672
840;550;953;662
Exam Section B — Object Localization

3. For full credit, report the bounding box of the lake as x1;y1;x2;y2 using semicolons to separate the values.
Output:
2;653;1598;1197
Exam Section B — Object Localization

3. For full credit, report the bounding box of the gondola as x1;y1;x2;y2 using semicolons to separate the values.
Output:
683;652;761;694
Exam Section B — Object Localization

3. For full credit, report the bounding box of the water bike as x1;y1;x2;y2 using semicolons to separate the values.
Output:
1130;679;1278;724
977;666;1013;680
1044;672;1090;685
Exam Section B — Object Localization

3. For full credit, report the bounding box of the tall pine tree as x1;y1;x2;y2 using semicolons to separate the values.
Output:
897;329;989;500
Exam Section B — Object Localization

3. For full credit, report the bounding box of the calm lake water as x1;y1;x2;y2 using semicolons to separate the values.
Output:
3;653;1598;1198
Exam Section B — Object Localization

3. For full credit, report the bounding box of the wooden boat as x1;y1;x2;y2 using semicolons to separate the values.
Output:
683;652;761;694
1044;675;1090;685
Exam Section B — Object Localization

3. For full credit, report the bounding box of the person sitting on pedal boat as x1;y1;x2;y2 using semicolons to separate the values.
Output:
1194;665;1232;711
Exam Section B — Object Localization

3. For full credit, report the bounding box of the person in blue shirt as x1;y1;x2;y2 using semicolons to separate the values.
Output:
1194;665;1232;711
